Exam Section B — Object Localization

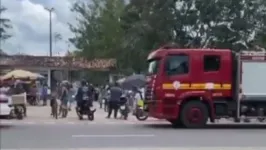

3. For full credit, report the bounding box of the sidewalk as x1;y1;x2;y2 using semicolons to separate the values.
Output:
1;102;167;125
27;102;108;120
27;104;163;121
27;101;162;121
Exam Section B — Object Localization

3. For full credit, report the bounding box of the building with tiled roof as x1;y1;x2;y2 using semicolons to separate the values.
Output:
0;54;116;89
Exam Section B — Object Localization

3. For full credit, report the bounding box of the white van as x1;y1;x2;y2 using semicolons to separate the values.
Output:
0;87;12;118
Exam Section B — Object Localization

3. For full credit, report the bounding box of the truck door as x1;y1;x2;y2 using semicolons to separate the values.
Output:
162;53;190;117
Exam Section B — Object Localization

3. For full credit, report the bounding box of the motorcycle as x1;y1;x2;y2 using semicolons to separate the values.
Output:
76;101;96;121
9;104;24;120
119;96;129;120
135;99;148;121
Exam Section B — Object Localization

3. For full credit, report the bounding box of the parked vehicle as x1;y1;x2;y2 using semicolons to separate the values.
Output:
144;46;266;128
9;93;27;120
0;86;12;118
119;96;129;120
0;96;12;118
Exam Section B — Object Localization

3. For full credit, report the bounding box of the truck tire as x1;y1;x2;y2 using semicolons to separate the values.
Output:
180;101;208;128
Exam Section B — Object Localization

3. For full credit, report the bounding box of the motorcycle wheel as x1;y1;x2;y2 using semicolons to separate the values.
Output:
88;114;94;121
15;106;24;120
136;109;148;121
17;113;23;120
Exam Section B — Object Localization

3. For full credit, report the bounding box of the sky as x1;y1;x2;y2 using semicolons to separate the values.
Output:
1;0;77;56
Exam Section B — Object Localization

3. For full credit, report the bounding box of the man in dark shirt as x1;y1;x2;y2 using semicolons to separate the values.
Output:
106;82;122;119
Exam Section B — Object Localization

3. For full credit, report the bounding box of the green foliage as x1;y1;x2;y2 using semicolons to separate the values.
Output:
0;6;12;41
69;0;266;77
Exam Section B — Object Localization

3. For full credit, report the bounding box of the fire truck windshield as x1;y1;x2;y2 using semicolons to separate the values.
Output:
147;59;160;75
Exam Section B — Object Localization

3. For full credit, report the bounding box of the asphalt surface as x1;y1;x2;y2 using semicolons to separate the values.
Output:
1;102;266;149
1;122;266;149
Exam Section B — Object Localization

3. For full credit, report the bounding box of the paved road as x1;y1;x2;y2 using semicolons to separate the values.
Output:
1;102;266;150
1;122;266;149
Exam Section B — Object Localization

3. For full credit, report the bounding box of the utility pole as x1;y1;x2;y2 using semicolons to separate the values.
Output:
0;0;2;51
44;7;54;90
45;7;54;57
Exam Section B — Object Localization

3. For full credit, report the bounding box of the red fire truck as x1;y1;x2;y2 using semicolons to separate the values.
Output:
144;46;266;128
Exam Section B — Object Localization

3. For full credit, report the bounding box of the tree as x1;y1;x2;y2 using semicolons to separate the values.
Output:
69;0;127;83
251;0;266;49
69;0;126;67
0;6;12;41
69;0;266;76
69;0;105;59
121;0;184;72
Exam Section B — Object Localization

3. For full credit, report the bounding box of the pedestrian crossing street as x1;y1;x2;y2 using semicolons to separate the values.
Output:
0;118;168;126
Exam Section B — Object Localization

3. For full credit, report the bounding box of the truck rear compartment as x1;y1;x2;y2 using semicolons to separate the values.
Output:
237;56;266;119
241;61;266;101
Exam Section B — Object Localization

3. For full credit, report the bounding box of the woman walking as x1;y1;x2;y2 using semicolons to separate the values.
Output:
59;82;69;118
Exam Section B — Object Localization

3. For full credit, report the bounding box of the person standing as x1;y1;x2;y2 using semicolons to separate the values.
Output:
67;84;76;111
106;82;122;119
60;82;69;118
42;83;48;106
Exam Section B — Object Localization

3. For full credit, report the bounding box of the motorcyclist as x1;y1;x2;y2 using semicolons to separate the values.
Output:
75;80;93;114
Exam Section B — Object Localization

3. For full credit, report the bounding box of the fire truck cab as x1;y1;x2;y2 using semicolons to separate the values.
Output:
144;47;266;128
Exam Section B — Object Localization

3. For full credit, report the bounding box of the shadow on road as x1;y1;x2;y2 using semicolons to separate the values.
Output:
138;123;266;130
0;125;14;130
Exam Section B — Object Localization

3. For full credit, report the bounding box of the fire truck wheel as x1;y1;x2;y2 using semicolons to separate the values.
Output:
168;119;184;128
181;101;208;128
